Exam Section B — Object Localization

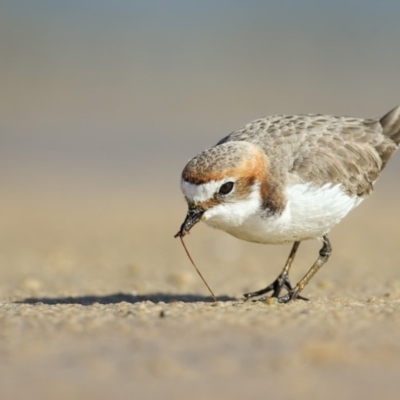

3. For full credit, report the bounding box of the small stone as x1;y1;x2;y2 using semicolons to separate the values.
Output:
265;297;279;305
383;292;396;299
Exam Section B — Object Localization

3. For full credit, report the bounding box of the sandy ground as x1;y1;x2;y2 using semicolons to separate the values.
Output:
1;187;400;400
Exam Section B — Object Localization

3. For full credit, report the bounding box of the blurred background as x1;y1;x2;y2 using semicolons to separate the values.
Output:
2;2;400;399
1;0;400;296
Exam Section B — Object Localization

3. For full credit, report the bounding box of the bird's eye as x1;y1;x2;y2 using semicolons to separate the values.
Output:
219;181;234;195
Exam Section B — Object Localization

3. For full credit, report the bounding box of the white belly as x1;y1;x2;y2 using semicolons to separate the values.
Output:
204;183;363;244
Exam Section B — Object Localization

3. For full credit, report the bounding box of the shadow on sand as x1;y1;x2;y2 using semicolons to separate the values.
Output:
17;292;237;306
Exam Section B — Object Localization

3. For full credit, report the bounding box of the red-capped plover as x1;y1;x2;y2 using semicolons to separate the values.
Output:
175;106;400;303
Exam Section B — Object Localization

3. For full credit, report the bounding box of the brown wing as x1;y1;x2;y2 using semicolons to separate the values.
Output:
218;114;398;197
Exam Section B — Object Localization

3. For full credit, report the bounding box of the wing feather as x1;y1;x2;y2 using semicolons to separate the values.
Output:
218;114;397;197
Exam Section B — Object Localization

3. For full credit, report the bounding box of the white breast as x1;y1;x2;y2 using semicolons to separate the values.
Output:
203;183;363;244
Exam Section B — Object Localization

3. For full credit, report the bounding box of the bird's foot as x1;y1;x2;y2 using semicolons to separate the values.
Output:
275;288;308;303
243;274;309;303
243;273;294;299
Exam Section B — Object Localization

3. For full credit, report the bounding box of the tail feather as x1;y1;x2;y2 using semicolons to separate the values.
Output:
380;105;400;145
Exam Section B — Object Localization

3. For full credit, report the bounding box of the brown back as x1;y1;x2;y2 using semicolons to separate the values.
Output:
218;108;400;197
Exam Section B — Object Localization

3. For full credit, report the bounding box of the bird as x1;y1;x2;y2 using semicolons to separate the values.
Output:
175;106;400;303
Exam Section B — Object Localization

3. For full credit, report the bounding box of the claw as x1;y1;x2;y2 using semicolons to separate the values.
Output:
276;290;309;303
244;274;309;303
250;291;309;304
243;274;293;300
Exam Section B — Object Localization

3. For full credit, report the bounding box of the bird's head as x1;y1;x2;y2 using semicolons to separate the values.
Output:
175;141;270;237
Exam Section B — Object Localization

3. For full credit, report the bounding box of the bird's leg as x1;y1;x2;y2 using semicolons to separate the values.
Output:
243;241;302;300
277;235;332;304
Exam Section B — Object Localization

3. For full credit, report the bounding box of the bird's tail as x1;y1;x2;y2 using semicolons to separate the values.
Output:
380;105;400;145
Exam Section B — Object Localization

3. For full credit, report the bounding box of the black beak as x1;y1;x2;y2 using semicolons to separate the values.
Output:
174;207;205;238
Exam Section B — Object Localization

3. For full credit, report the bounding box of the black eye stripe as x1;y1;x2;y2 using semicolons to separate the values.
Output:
219;181;234;195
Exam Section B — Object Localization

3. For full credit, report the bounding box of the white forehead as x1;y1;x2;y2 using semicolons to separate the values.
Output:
181;178;231;203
